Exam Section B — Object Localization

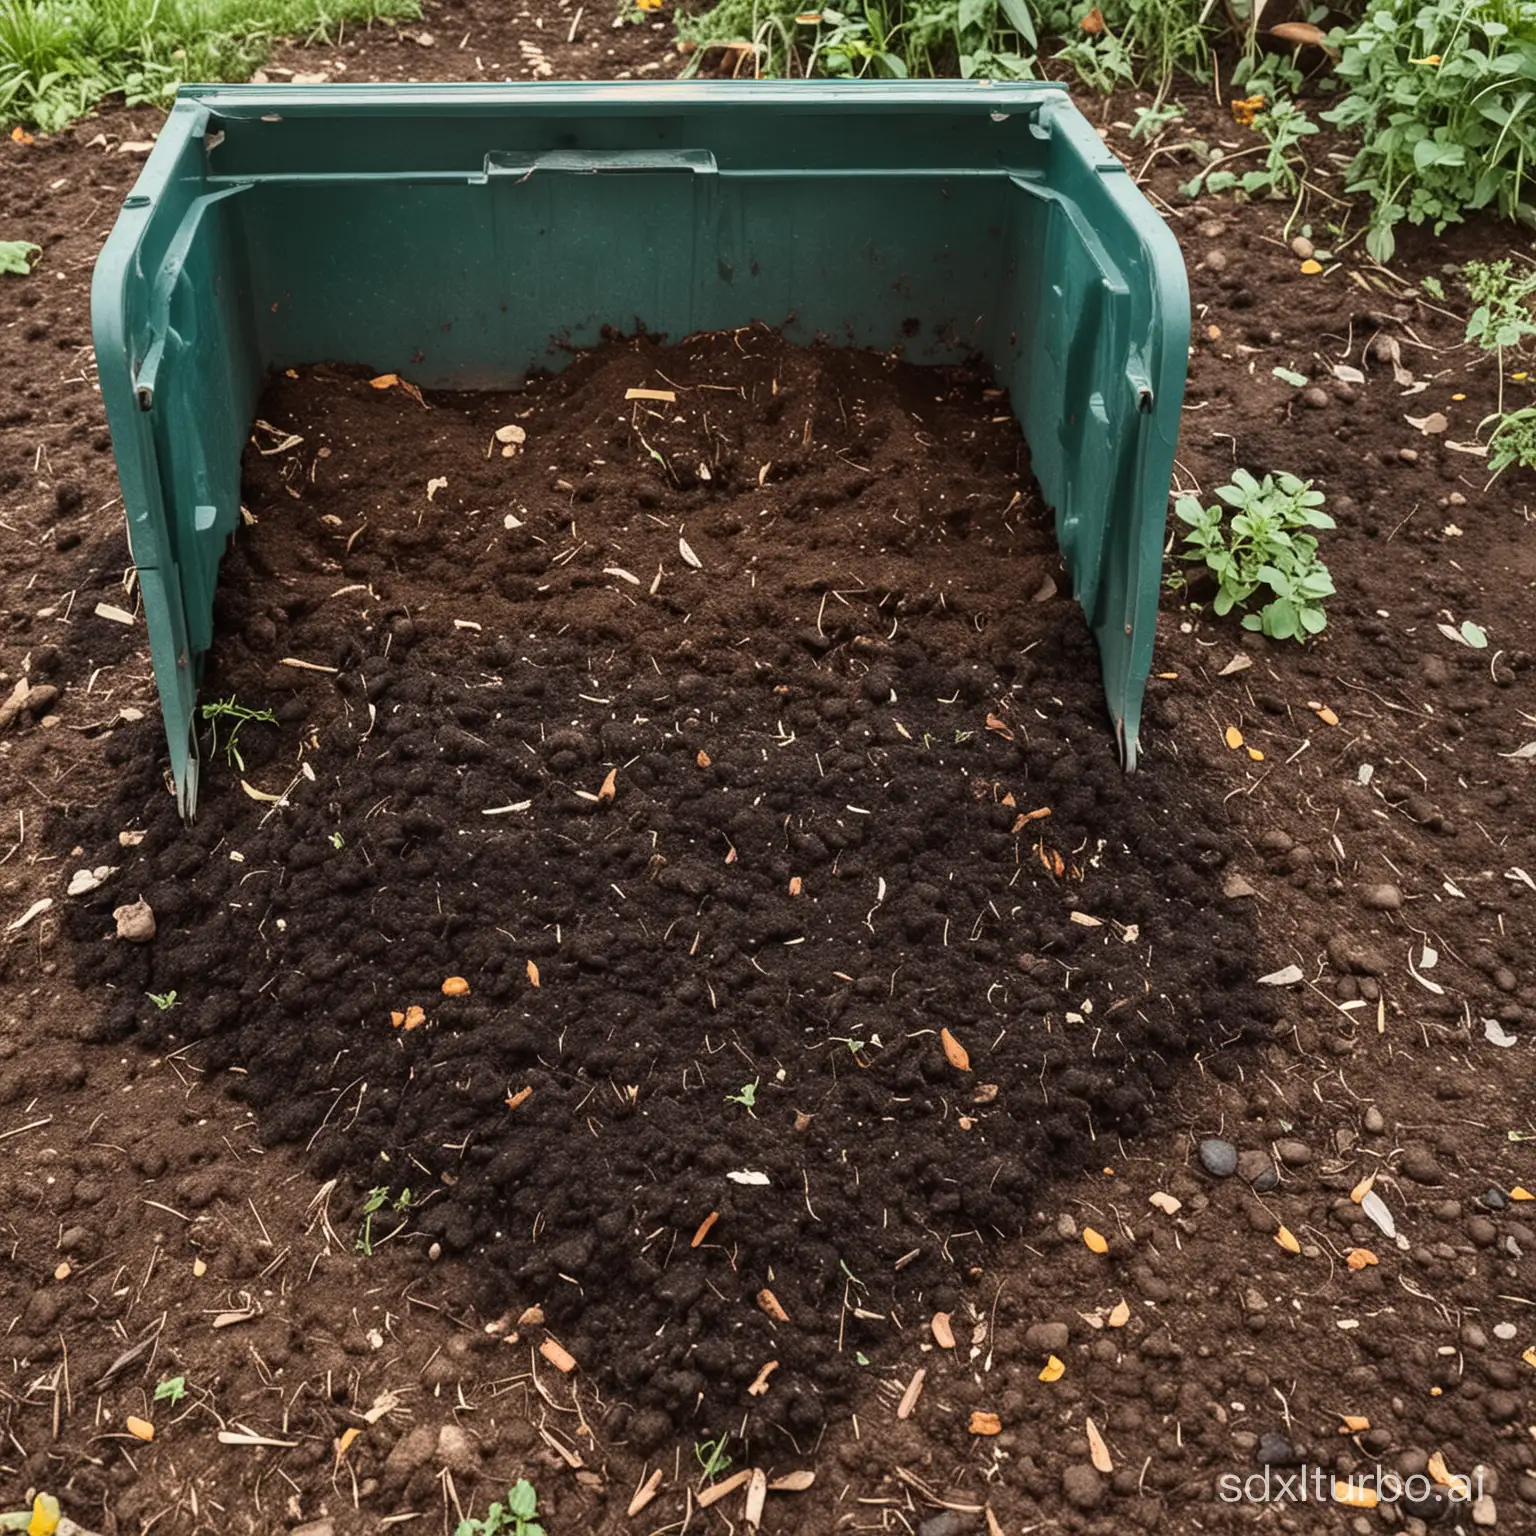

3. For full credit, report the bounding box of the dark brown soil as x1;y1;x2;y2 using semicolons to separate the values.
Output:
5;20;1536;1536
65;328;1272;1453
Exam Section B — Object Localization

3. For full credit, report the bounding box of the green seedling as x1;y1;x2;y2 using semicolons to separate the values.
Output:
1175;469;1335;642
329;831;345;849
200;694;277;771
695;1432;733;1481
146;990;179;1011
1464;258;1536;420
356;1186;414;1256
0;241;41;276
1486;406;1536;482
1128;101;1184;141
154;1376;187;1404
725;1078;759;1110
454;1478;545;1536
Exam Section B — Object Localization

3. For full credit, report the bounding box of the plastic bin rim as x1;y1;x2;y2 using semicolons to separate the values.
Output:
177;79;1073;114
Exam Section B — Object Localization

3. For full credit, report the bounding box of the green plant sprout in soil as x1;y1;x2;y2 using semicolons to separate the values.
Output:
454;1479;545;1536
355;1185;413;1255
1174;468;1335;641
199;694;276;771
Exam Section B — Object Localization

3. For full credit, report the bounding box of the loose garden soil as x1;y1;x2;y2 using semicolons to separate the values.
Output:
3;19;1536;1536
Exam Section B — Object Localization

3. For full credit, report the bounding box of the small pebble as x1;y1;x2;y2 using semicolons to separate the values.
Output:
1359;883;1403;912
1256;1432;1298;1466
1484;1186;1509;1210
1399;447;1419;464
1471;1494;1498;1526
1061;1465;1104;1511
1291;235;1315;259
1301;386;1329;410
1205;249;1228;273
113;898;157;943
1199;1138;1239;1178
1495;1322;1518;1341
1461;1323;1489;1351
1024;1321;1070;1355
1363;1106;1385;1134
1399;1146;1445;1185
1468;1216;1498;1248
1275;1139;1312;1169
1448;490;1466;506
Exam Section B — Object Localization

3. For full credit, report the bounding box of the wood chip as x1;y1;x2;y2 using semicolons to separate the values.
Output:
539;1337;577;1373
747;1360;778;1397
896;1367;926;1419
1427;1452;1451;1486
678;536;702;569
1148;1191;1182;1215
756;1288;789;1323
219;1429;297;1447
691;1211;719;1248
1086;1416;1112;1472
94;602;136;625
441;976;470;996
278;656;339;673
1069;911;1103;927
940;1028;971;1072
6;898;52;932
1333;1480;1378;1508
126;1415;154;1441
696;750;712;768
769;1470;815;1492
1083;1227;1108;1254
744;1467;767;1529
627;1468;663;1517
787;875;802;896
1108;1298;1130;1328
697;1470;751;1508
526;959;541;988
1340;1415;1370;1433
517;1306;545;1327
931;1311;955;1349
504;1086;532;1111
335;1426;361;1464
968;1412;1002;1436
598;767;618;803
626;387;676;402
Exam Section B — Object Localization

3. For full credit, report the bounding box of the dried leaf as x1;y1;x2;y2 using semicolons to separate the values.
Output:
691;1211;719;1248
526;959;541;988
1086;1416;1113;1473
368;373;398;389
1333;1480;1379;1509
1275;1225;1301;1254
1427;1452;1451;1486
1485;1019;1518;1048
678;536;702;569
757;1288;789;1323
336;1426;362;1464
940;1028;971;1072
896;1367;926;1419
769;1470;815;1492
728;1170;770;1186
441;976;470;996
744;1467;767;1530
1083;1227;1108;1254
1108;1298;1131;1328
1069;911;1103;927
1524;1348;1536;1370
1038;1354;1065;1382
1340;1415;1370;1433
931;1311;956;1350
1258;965;1304;986
1513;1186;1535;1201
626;387;677;403
1079;5;1103;31
539;1337;577;1373
504;1086;532;1111
1219;654;1252;676
969;1411;1002;1436
1269;19;1326;44
1351;1174;1377;1204
627;1469;664;1517
1360;1190;1396;1238
238;779;287;804
1315;705;1339;726
1346;1247;1378;1270
1406;411;1448;435
788;875;803;897
985;714;1015;741
598;767;618;803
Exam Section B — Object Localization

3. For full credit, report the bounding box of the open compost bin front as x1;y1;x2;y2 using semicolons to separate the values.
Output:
91;80;1188;817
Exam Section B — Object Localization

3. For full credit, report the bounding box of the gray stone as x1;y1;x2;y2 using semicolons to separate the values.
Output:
1062;1465;1105;1511
292;1524;336;1536
436;1422;478;1475
1363;1106;1385;1134
917;1514;972;1536
1024;1321;1070;1355
1472;1495;1498;1526
1199;1138;1238;1178
1400;1146;1445;1185
1461;1324;1489;1350
384;1424;437;1481
1301;387;1329;410
1468;1216;1498;1248
1275;1139;1312;1169
1236;1149;1275;1187
113;897;156;943
1360;883;1403;912
1204;250;1228;273
1256;1432;1298;1466
1291;236;1315;259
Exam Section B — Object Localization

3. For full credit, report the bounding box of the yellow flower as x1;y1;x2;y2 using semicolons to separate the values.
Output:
28;1494;61;1536
1410;53;1442;65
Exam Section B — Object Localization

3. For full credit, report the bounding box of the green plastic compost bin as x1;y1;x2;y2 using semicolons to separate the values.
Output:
91;81;1188;818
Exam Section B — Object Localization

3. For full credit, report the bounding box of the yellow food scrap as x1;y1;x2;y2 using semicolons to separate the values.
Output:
1083;1227;1109;1255
969;1411;1002;1436
940;1028;971;1072
1224;725;1244;750
1275;1225;1301;1254
1038;1355;1065;1382
1346;1248;1378;1270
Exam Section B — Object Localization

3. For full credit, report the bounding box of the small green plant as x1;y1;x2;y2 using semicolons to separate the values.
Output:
695;1432;733;1480
356;1186;414;1256
200;694;277;771
146;989;179;1010
1183;98;1317;201
725;1077;759;1109
0;240;40;275
154;1376;187;1404
1324;0;1536;262
328;831;345;849
1174;469;1335;642
1465;258;1536;415
1128;100;1183;141
454;1479;545;1536
1486;406;1536;481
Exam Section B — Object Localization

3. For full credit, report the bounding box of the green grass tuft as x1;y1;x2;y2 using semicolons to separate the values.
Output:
0;0;421;132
